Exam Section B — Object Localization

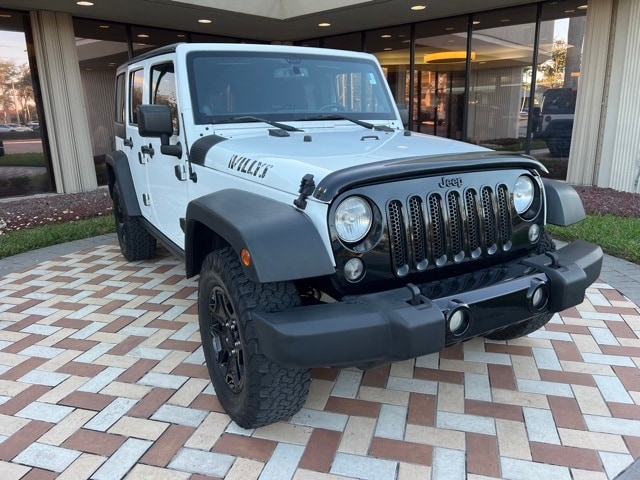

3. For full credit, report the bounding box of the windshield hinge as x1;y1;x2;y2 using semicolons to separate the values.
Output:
294;174;316;210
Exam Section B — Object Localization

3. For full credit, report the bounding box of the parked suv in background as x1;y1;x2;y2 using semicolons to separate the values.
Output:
534;87;577;158
107;43;602;428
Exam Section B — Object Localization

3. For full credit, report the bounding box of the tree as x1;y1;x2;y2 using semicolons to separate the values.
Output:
538;38;567;88
0;59;34;124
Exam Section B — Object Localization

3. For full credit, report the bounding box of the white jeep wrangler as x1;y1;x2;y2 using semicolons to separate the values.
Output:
107;43;602;428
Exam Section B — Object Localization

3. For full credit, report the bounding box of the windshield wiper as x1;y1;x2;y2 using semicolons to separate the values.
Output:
213;116;302;132
297;114;395;132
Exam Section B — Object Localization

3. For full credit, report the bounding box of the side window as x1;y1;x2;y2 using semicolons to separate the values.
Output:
129;69;144;125
151;62;178;134
115;73;125;124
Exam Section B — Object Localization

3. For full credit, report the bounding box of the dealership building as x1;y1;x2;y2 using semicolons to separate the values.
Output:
0;0;638;198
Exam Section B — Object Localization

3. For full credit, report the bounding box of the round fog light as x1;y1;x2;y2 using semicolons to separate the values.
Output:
531;285;548;310
448;307;470;335
528;224;540;243
344;258;365;282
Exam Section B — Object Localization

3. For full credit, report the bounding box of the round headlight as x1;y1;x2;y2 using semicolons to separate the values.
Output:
513;175;535;214
335;196;372;243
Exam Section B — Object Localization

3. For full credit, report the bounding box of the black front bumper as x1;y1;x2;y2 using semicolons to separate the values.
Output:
252;240;602;369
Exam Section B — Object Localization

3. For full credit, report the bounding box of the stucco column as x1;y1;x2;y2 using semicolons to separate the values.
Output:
30;11;97;193
565;0;613;188
596;0;640;193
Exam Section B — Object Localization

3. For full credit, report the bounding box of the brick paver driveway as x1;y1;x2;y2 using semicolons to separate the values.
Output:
1;243;639;479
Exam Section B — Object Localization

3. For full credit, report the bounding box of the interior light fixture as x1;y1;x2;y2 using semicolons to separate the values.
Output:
445;27;454;31
472;21;481;25
0;13;12;18
198;19;212;24
577;4;588;9
99;25;110;29
318;22;331;27
384;47;392;51
424;51;476;64
381;34;392;38
411;5;427;10
76;1;94;5
500;19;510;23
177;34;186;38
564;9;575;13
137;34;149;38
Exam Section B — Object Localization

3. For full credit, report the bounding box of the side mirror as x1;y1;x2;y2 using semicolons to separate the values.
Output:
137;104;182;158
138;104;173;137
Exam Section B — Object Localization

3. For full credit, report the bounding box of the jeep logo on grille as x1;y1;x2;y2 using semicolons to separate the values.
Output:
438;176;463;188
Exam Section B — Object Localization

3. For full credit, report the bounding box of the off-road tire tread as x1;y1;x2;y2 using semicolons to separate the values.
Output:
484;230;555;341
199;247;311;428
113;182;156;261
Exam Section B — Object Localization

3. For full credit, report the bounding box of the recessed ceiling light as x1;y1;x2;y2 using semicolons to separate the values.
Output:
137;34;149;38
384;47;392;51
445;27;454;31
99;25;110;29
381;34;392;38
198;19;212;24
318;22;331;27
76;1;94;6
564;9;575;13
0;13;12;18
577;4;588;9
177;34;186;38
473;21;481;25
411;5;426;10
500;19;510;23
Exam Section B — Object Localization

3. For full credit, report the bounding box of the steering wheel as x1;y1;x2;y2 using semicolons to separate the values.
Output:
319;103;347;112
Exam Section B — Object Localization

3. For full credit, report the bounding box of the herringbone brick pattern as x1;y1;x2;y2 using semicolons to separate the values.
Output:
1;244;639;479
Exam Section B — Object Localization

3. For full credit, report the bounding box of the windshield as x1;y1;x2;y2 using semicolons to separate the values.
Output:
187;51;396;125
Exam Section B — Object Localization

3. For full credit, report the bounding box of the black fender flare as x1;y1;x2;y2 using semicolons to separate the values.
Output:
542;178;585;226
185;190;336;283
105;150;141;217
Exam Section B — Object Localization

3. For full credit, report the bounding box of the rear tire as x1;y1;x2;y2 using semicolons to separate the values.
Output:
112;182;156;261
484;230;555;341
198;247;311;428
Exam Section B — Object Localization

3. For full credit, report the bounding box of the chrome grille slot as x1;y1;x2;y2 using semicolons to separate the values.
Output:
387;200;408;276
496;184;512;250
447;191;464;262
408;196;428;270
481;186;498;254
385;183;513;277
428;193;446;265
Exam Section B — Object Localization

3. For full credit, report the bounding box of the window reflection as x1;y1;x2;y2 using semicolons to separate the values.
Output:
0;10;50;198
414;17;468;139
73;18;129;186
531;0;587;170
466;5;537;152
366;25;411;127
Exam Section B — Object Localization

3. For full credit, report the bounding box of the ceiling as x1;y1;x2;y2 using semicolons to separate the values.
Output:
2;0;539;42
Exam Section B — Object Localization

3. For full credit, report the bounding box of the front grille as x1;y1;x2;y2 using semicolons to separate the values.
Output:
387;185;512;277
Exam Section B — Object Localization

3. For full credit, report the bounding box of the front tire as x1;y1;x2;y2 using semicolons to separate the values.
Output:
198;247;311;428
112;182;156;261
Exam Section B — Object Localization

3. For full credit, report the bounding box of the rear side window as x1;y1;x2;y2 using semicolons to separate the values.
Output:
129;69;144;124
115;73;125;124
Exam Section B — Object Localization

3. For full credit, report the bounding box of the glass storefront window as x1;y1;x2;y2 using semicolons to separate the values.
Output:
74;19;129;186
0;10;50;198
131;26;188;55
414;17;468;139
530;0;587;175
466;5;538;152
366;25;411;125
323;32;362;52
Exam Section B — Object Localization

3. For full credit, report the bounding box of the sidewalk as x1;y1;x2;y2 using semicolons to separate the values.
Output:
0;236;639;479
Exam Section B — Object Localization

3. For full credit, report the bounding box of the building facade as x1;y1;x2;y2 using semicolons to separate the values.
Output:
0;0;638;199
